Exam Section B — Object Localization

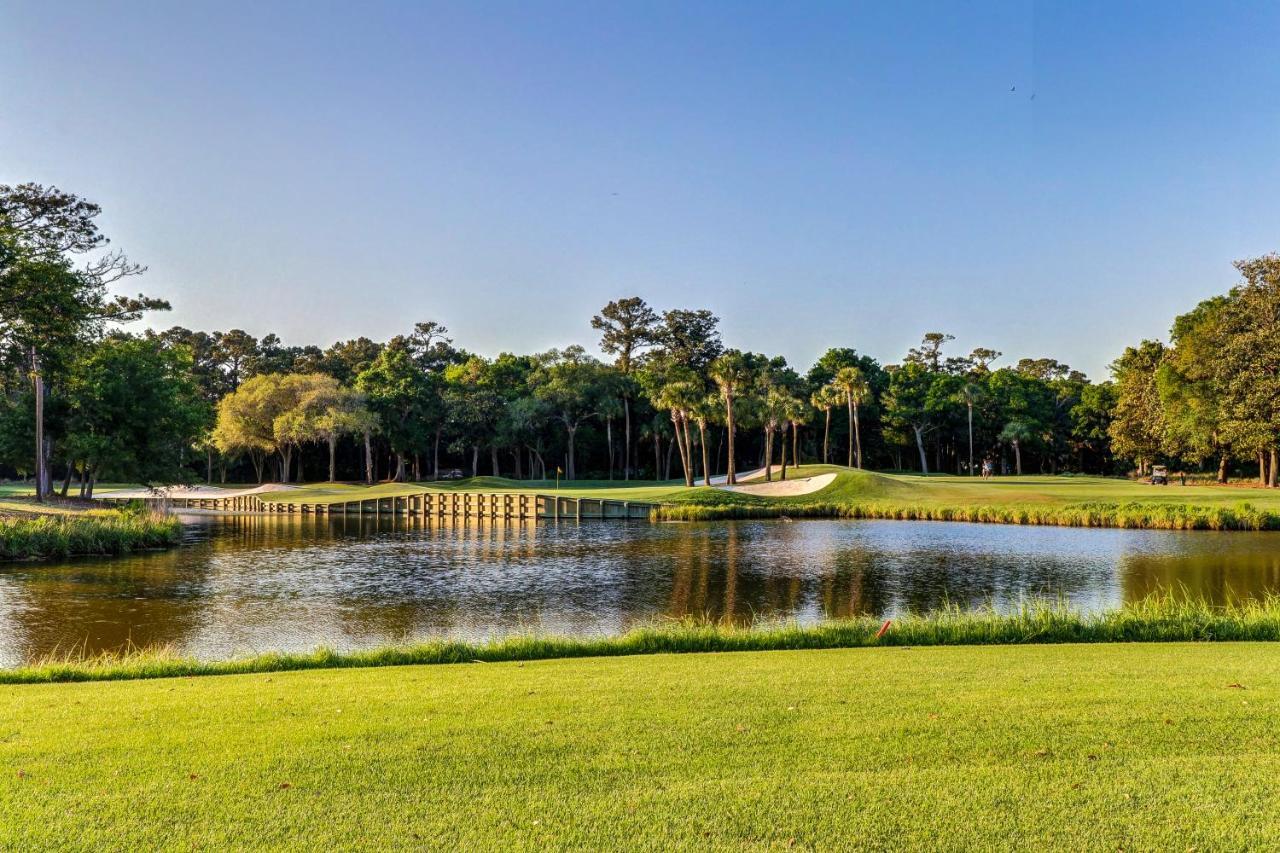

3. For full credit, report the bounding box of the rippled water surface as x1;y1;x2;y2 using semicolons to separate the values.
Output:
2;514;1279;665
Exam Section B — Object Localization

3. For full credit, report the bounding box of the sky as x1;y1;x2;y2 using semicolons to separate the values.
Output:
3;1;1278;379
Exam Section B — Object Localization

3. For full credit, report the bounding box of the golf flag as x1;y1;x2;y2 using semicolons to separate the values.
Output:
556;466;563;475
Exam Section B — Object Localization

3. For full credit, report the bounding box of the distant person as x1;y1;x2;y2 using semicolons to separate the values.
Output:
981;458;993;479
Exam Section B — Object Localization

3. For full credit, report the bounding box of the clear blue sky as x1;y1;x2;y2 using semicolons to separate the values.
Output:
3;1;1278;378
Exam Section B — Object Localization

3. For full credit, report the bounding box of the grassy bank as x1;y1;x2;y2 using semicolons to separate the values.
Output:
89;466;1280;529
4;642;1280;848
657;465;1280;529
8;596;1280;684
657;496;1280;529
0;509;183;561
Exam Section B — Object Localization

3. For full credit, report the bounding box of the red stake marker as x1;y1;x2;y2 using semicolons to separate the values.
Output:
875;619;892;639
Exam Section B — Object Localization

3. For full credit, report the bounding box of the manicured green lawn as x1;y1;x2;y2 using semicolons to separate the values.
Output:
668;464;1280;508
84;468;1280;527
88;466;1280;510
279;475;689;504
4;643;1280;848
263;466;1280;511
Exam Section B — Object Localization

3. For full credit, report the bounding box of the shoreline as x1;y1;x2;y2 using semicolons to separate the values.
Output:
655;499;1280;530
7;596;1280;684
0;511;184;562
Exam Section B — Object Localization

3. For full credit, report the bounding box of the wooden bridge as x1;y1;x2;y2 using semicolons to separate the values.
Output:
96;491;657;521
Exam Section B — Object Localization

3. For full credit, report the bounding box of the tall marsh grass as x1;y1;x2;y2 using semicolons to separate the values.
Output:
8;595;1280;684
655;500;1280;530
0;510;183;561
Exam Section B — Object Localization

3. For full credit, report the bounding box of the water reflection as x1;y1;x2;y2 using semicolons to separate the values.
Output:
1;516;1278;665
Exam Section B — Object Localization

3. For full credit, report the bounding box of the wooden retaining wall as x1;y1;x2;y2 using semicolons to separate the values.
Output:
96;492;655;521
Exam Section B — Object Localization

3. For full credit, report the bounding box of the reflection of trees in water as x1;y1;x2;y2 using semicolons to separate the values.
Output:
1121;549;1280;605
15;518;1280;666
822;551;890;619
0;545;216;664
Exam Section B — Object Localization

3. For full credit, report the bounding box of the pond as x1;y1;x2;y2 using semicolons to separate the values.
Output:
2;515;1279;666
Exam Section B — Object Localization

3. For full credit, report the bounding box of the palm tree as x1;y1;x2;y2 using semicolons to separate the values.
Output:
782;394;808;480
833;366;871;469
999;420;1034;475
709;351;755;485
955;381;984;476
810;384;842;464
691;393;720;486
654;379;702;487
761;387;787;482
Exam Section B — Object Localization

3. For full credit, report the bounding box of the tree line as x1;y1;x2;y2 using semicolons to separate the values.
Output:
2;182;1277;492
1109;255;1280;487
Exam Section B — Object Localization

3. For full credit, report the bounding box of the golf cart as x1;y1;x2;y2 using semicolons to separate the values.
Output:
1150;465;1169;486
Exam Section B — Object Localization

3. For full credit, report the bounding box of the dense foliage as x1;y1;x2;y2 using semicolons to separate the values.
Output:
2;182;1277;486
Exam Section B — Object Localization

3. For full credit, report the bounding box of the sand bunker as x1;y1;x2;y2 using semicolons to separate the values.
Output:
96;483;299;500
716;472;837;497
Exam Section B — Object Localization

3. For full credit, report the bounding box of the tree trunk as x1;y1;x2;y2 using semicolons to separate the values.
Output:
296;453;304;484
207;447;214;485
764;428;773;482
853;403;863;469
623;397;632;481
682;416;695;487
470;445;479;478
329;436;337;482
846;397;854;468
565;424;577;480
792;421;799;469
433;427;442;480
725;395;737;485
60;460;73;498
394;454;406;482
913;425;929;474
1014;441;1023;476
967;404;974;476
279;448;292;483
491;446;500;477
699;421;711;487
605;417;615;480
664;430;675;480
823;409;831;464
1272;448;1279;489
32;348;45;502
773;422;783;479
653;432;661;481
1260;452;1267;487
363;431;373;484
512;448;523;480
1217;454;1228;485
671;413;691;487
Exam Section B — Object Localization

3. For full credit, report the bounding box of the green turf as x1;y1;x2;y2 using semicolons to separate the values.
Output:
658;465;1280;528
88;467;1280;527
10;596;1280;684
3;643;1280;848
265;476;689;504
248;466;1280;512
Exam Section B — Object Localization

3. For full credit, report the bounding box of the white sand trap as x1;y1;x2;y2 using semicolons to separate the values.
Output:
97;483;300;499
717;472;837;497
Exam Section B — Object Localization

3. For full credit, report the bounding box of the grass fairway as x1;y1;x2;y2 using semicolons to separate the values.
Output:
659;465;1280;528
86;467;1280;528
4;644;1280;849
